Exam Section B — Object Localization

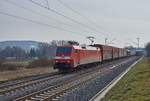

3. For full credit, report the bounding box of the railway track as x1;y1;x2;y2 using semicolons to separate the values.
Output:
0;73;62;94
0;64;99;100
14;57;138;101
14;66;102;101
0;57;128;93
0;72;59;90
0;57;138;101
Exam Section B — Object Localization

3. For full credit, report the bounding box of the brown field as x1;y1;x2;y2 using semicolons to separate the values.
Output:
0;59;56;83
0;67;57;83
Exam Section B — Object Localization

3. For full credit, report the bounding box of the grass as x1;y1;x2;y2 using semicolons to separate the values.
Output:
0;59;56;83
101;58;150;101
26;58;53;68
0;60;29;71
0;67;57;83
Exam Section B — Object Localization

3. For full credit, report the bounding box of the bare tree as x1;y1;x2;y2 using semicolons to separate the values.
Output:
145;42;150;57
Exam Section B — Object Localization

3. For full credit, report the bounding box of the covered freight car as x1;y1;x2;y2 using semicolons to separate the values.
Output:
92;44;128;61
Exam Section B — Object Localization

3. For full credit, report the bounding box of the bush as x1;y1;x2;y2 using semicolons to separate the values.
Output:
0;63;19;71
0;60;26;71
0;59;3;66
146;42;150;57
26;58;53;68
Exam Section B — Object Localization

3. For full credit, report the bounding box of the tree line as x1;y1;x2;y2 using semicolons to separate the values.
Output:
146;42;150;57
0;43;56;60
1;40;150;60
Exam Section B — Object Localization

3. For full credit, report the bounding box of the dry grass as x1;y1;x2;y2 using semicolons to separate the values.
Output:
0;59;57;83
0;60;29;71
0;67;57;82
26;59;53;68
101;58;150;101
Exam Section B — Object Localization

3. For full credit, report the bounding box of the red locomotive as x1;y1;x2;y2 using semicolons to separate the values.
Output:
53;44;128;71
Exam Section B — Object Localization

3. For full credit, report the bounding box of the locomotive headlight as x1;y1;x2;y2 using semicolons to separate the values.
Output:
55;60;58;63
67;60;70;63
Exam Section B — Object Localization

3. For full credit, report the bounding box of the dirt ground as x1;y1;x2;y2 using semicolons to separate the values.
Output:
0;67;57;82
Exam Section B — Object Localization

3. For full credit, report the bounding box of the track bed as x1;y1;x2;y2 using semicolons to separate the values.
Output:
0;56;139;101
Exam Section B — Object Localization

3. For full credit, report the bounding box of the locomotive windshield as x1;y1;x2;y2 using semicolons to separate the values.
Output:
56;47;72;55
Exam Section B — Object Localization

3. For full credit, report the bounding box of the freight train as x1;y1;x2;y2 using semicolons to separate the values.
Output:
53;44;132;72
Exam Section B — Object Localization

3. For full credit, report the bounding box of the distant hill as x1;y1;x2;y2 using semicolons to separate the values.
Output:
0;41;41;51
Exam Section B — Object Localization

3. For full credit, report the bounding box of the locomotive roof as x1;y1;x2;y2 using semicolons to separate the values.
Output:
57;45;99;50
57;44;126;50
93;44;125;49
73;45;98;50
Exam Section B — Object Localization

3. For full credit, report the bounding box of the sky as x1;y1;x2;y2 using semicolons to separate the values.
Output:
0;0;150;48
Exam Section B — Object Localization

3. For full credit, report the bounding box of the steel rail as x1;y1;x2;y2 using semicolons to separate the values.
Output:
14;57;138;101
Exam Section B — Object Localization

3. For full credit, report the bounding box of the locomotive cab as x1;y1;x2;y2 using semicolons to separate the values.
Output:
54;46;74;71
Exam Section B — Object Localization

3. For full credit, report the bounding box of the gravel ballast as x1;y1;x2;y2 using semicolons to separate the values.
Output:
58;58;138;101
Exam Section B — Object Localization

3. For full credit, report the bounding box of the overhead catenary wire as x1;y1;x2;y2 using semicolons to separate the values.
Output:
3;0;105;42
56;0;112;37
4;0;94;35
127;38;138;46
0;0;128;47
3;0;115;44
4;0;106;42
56;0;119;42
29;0;110;38
113;38;132;47
4;0;73;28
0;11;88;38
45;0;50;9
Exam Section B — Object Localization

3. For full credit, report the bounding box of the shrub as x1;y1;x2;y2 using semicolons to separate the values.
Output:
26;58;53;68
0;59;3;66
0;63;19;71
2;64;18;71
